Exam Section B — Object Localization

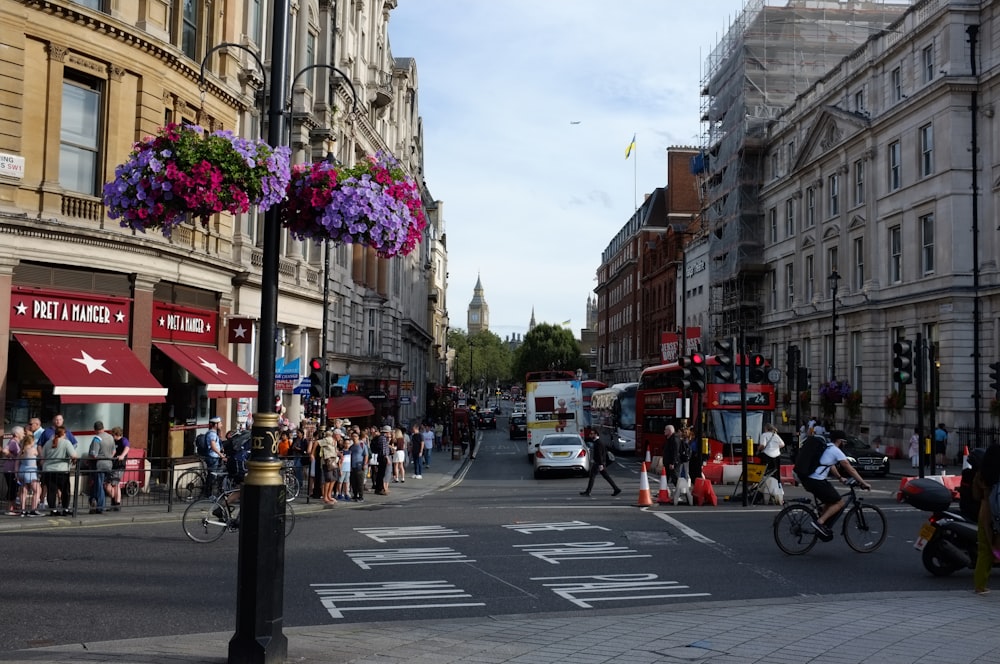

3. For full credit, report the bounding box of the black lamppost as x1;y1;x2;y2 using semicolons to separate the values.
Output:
828;269;841;382
228;1;290;662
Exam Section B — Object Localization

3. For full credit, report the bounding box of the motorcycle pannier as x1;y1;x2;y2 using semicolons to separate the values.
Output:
900;478;953;512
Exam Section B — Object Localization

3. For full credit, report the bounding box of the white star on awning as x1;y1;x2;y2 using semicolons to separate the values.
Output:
232;323;248;339
14;302;27;315
73;350;112;375
198;356;227;375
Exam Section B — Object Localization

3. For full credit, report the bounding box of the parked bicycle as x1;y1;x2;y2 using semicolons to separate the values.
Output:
772;477;887;555
176;459;299;503
730;463;783;505
181;486;295;543
174;459;225;502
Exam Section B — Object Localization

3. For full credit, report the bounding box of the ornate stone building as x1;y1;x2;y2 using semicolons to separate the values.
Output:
467;275;489;335
0;0;446;452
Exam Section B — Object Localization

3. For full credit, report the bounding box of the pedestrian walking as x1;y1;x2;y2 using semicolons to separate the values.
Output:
580;431;621;497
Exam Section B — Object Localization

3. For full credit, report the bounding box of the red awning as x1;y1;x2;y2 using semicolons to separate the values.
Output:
153;342;257;398
15;334;167;404
327;395;375;419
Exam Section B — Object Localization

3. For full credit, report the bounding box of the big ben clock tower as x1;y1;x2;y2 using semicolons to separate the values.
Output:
467;275;489;335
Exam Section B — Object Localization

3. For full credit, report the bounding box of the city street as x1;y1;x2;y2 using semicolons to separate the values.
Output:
0;415;975;654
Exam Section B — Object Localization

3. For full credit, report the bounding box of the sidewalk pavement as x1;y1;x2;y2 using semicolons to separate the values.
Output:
0;442;474;533
2;590;996;663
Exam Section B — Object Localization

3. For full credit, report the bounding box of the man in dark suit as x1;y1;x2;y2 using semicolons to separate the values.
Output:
580;431;622;497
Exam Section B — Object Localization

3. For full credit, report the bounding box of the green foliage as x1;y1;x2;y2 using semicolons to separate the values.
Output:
511;323;586;381
449;329;511;388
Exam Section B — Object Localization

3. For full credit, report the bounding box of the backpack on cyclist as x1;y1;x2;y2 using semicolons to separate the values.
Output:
195;433;209;457
793;435;832;483
224;431;252;481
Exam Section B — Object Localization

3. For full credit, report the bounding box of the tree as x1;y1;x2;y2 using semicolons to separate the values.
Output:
449;329;511;390
511;323;587;381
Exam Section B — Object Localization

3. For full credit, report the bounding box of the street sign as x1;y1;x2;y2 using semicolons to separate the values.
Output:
400;396;411;405
293;378;311;395
275;371;298;391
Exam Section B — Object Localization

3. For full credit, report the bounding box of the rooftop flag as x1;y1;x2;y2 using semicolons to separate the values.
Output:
625;134;636;159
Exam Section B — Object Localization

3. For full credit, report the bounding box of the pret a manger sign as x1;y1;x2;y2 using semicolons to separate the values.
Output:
10;287;131;335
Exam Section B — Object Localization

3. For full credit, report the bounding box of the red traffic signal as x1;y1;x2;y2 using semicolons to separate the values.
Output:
691;352;706;365
309;357;324;372
750;353;765;368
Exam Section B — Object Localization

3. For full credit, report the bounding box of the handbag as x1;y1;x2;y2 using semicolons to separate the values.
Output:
112;457;125;470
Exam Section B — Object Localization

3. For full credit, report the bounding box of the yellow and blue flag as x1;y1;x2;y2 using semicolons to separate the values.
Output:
561;320;572;327
625;134;636;159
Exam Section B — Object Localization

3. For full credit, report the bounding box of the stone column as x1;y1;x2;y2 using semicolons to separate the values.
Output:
129;274;159;450
0;257;19;430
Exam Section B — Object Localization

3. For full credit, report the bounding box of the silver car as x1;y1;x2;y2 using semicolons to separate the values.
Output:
533;433;591;479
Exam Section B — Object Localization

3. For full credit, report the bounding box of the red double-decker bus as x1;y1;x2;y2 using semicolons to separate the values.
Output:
636;355;776;462
580;379;607;438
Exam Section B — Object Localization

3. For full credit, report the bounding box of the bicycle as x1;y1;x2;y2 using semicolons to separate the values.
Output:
773;477;887;555
281;460;300;502
730;463;783;505
181;486;295;543
175;458;226;502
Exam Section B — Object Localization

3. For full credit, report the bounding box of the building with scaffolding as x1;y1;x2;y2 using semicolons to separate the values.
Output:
698;0;911;349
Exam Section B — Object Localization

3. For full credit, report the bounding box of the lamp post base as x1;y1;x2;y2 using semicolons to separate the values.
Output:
229;413;288;664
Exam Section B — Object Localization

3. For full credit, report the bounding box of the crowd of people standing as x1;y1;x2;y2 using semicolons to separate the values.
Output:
2;414;131;517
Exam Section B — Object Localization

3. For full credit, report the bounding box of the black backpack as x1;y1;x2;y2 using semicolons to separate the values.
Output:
794;436;832;482
195;433;208;457
679;439;692;463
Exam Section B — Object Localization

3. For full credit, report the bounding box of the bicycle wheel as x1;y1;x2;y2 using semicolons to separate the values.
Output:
842;504;887;553
175;470;205;502
182;499;228;543
283;470;300;503
773;504;818;555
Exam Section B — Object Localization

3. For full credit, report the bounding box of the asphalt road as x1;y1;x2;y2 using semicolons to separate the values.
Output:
0;421;962;652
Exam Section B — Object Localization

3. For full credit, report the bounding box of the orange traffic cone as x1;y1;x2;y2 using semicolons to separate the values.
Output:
962;445;971;470
645;448;652;464
657;467;672;505
636;462;653;507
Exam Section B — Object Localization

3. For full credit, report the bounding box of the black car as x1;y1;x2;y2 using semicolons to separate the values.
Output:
842;435;890;477
509;414;527;439
477;409;497;429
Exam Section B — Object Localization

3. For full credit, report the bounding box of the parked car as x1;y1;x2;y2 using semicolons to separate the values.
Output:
842;435;890;477
509;413;527;440
533;433;590;479
477;408;497;429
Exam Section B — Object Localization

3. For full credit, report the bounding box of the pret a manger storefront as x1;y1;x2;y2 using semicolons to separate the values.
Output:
150;301;257;459
6;287;167;443
5;287;257;459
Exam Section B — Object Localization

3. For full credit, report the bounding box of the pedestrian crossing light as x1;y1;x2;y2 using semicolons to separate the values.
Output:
309;357;326;398
749;353;766;383
892;340;913;385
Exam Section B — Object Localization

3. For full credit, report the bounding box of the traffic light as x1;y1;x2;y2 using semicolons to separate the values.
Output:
328;372;340;397
749;353;766;383
892;340;913;385
309;357;326;398
989;361;1000;398
796;366;811;392
677;355;694;391
689;352;707;392
786;344;800;372
714;338;735;383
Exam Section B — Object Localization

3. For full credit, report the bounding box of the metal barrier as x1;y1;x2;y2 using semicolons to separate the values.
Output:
6;453;315;515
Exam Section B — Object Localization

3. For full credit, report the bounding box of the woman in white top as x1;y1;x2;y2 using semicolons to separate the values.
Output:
756;423;785;476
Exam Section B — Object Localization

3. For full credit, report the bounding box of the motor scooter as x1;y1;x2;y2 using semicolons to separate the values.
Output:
900;477;987;576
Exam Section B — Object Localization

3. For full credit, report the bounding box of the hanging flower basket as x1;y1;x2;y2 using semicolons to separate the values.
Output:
845;390;863;420
279;151;427;258
102;123;290;236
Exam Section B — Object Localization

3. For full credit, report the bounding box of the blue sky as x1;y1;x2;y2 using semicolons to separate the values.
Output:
388;0;747;340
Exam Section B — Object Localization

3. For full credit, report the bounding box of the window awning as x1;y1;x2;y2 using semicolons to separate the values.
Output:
327;395;375;419
15;334;167;404
153;342;257;398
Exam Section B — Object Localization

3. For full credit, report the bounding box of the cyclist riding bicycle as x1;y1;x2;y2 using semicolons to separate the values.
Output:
799;429;871;541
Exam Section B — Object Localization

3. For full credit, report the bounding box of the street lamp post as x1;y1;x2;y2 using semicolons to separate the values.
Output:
828;270;841;382
229;1;290;662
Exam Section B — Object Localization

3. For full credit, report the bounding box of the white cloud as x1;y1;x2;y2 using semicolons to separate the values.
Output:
389;0;746;338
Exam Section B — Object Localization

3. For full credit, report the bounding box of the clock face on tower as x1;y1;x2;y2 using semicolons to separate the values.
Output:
470;312;479;323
